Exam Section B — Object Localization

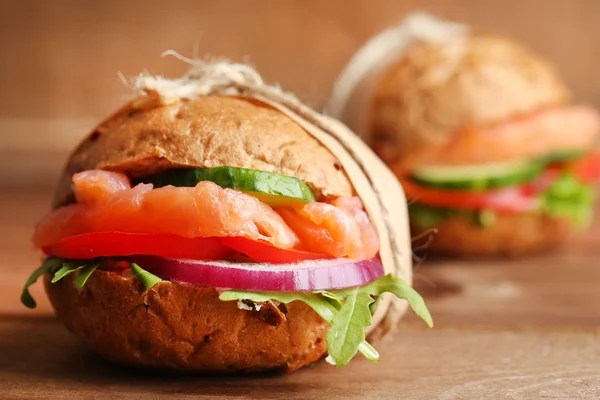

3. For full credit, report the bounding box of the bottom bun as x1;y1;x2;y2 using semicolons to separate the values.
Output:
413;212;572;257
44;269;328;373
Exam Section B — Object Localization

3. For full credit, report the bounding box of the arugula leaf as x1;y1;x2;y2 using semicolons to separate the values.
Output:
21;257;62;309
130;263;162;289
313;290;343;309
75;264;98;288
339;274;433;328
51;262;87;283
219;290;378;362
326;287;375;367
219;291;338;321
220;274;432;367
356;339;379;362
22;257;103;309
369;296;382;314
23;257;162;310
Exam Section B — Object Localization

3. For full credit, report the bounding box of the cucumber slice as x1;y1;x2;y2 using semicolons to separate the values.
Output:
411;159;544;190
537;150;586;164
409;203;497;230
147;166;316;206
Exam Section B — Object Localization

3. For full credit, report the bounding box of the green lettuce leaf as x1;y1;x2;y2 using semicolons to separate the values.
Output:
219;274;431;367
541;172;595;227
130;263;162;289
21;257;62;309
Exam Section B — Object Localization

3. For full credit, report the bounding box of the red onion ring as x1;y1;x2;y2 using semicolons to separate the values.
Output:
128;255;385;291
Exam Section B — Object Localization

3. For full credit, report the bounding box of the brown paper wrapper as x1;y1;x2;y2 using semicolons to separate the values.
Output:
132;55;413;339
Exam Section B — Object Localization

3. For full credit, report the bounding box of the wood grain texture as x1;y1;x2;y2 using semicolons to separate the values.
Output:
1;318;599;400
1;188;599;399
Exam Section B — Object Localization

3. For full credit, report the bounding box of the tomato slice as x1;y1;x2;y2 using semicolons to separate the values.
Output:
45;232;329;264
45;232;235;260
400;180;539;213
222;237;332;264
568;152;600;183
541;152;599;185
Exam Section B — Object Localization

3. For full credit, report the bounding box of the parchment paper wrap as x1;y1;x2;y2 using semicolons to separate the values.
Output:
131;55;413;338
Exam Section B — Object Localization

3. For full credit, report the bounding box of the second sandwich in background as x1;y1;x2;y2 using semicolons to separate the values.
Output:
328;13;600;257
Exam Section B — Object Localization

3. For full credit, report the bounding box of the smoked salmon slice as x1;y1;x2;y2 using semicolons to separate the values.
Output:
34;170;299;250
33;170;380;260
277;197;379;260
400;105;600;169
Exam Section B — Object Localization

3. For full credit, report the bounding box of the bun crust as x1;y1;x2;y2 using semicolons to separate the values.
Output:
367;34;570;170
413;212;572;256
53;95;352;207
44;269;328;373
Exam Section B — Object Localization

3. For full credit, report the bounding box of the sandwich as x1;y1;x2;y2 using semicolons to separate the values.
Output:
329;14;599;256
21;60;432;372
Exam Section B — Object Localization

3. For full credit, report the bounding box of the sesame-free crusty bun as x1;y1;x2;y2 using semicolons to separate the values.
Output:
53;95;352;207
44;269;329;373
413;213;571;257
367;34;570;171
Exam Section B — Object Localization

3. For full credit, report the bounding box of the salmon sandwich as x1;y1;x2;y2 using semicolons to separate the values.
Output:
21;61;431;373
329;14;600;257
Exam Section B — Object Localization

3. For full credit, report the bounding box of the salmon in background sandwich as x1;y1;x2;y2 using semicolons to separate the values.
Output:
21;58;432;373
328;13;600;257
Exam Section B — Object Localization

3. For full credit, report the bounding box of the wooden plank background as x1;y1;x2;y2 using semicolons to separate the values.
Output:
1;0;599;188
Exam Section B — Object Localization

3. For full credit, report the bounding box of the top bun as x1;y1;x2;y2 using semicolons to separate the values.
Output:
53;95;352;207
367;34;570;170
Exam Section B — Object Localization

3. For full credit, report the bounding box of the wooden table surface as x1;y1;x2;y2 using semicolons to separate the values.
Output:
1;188;599;400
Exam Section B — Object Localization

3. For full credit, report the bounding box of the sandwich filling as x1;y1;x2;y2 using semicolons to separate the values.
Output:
403;106;600;230
24;167;432;367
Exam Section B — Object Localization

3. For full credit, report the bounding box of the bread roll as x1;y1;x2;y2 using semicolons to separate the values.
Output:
54;95;352;207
